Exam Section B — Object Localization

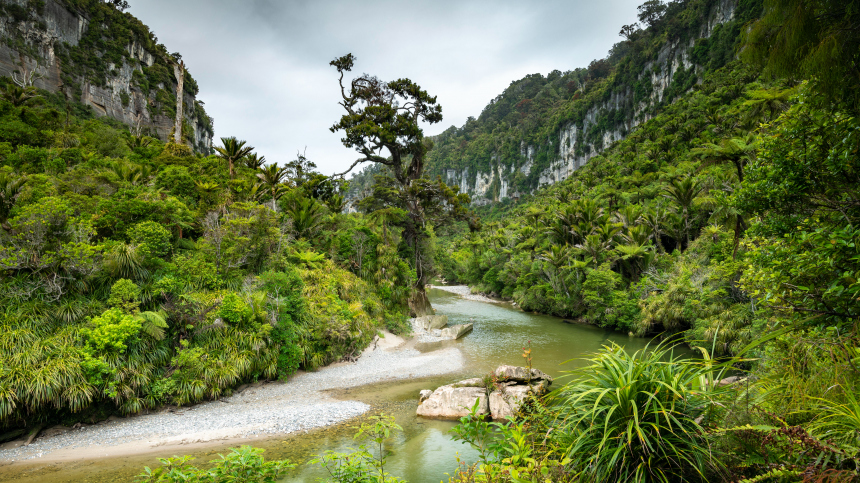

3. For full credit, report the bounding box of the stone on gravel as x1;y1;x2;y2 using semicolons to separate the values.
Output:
424;315;449;330
440;323;472;340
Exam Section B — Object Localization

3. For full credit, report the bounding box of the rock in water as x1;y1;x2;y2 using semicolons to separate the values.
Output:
417;366;552;420
440;323;473;340
418;389;433;402
417;378;489;419
489;384;532;420
494;365;552;384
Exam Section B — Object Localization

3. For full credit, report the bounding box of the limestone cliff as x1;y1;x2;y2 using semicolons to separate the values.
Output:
0;0;213;152
426;0;750;205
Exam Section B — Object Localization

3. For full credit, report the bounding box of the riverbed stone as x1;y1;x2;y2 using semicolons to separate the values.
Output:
489;385;533;420
440;323;473;340
425;315;449;330
494;365;552;384
417;382;489;419
717;376;745;386
419;390;433;402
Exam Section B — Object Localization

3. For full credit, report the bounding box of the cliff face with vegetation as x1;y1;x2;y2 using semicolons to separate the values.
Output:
423;0;754;205
0;0;213;152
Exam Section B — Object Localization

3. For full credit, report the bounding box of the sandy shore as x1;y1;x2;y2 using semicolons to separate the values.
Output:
0;331;463;465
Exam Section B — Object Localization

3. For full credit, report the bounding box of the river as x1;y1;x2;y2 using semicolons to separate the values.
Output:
2;288;653;482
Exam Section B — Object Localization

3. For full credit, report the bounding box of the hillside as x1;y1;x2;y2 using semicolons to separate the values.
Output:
0;0;213;151
418;0;757;204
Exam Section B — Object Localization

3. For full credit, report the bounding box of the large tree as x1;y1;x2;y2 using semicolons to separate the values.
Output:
329;53;470;315
742;0;860;112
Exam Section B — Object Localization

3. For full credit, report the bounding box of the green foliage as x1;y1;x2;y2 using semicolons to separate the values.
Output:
82;308;142;354
137;445;295;482
742;0;860;111
128;220;172;261
555;341;727;482
311;413;405;483
581;264;639;330
331;53;471;296
0;74;413;430
107;278;141;312
217;292;254;328
156;165;196;200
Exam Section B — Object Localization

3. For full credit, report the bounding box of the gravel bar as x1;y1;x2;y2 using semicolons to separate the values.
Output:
429;284;504;304
0;339;463;463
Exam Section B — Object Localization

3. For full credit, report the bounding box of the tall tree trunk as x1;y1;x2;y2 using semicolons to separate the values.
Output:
404;214;433;317
173;61;185;145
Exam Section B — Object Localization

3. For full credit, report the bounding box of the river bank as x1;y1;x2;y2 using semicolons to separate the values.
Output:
428;284;504;304
0;331;464;467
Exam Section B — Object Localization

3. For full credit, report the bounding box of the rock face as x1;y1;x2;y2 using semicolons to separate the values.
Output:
0;0;213;151
417;366;552;420
428;0;739;205
416;378;489;419
440;323;473;340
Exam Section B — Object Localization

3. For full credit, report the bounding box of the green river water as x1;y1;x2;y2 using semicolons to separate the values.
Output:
3;288;653;483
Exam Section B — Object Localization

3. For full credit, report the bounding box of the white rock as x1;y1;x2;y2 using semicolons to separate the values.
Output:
440;323;473;340
494;365;552;384
489;385;533;420
424;315;449;330
417;380;489;419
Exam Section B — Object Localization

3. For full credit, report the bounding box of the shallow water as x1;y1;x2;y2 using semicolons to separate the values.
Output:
1;288;653;483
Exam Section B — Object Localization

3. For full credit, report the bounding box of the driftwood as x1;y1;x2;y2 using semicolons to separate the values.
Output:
24;424;43;446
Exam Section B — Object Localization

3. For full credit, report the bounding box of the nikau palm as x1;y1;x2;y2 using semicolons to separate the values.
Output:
256;163;289;211
663;177;704;249
214;136;254;179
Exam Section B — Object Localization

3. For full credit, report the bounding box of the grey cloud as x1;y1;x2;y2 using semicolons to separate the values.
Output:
130;0;642;174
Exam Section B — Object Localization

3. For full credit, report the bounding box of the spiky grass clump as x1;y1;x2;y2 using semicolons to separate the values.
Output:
555;340;727;483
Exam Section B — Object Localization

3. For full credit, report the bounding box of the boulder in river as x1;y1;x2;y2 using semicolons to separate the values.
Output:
440;323;473;340
489;380;551;420
416;377;489;419
494;365;552;384
417;366;552;420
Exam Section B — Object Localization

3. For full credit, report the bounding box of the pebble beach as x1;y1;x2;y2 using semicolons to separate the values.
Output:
0;331;463;463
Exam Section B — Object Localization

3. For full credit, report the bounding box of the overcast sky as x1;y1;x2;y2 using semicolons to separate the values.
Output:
129;0;642;175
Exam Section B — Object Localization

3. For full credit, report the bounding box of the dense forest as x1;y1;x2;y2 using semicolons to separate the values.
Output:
1;0;859;481
417;0;761;200
0;68;416;426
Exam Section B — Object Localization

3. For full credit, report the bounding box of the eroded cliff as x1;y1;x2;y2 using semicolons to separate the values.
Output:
427;0;752;205
0;0;212;151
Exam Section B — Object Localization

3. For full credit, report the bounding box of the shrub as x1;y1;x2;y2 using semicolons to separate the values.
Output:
554;341;728;482
138;445;295;482
107;278;141;312
128;220;172;260
155;165;195;199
